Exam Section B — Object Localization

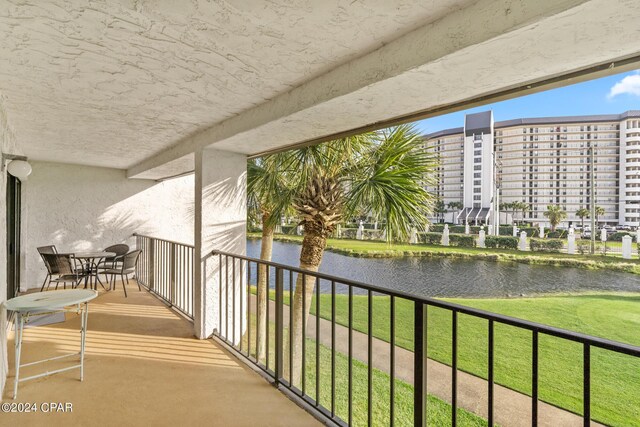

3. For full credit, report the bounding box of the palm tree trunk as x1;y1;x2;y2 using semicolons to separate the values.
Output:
257;213;274;362
290;225;328;387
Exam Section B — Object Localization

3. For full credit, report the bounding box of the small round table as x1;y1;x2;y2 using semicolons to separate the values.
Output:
74;251;116;290
4;289;98;399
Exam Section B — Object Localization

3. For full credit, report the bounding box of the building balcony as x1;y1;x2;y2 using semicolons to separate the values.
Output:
3;284;319;426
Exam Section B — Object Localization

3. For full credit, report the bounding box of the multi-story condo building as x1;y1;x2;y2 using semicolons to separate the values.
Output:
425;110;640;228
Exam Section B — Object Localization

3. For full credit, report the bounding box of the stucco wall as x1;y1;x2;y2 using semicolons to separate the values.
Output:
21;161;194;291
0;94;19;399
194;148;246;339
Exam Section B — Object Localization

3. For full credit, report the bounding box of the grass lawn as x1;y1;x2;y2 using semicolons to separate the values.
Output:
240;315;487;427
253;288;640;426
249;233;640;274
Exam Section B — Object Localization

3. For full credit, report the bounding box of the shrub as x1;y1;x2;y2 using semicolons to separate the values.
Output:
340;228;357;239
530;238;564;252
422;232;442;245
577;241;591;255
449;234;476;247
248;224;262;233
609;232;634;242
485;236;518;249
429;224;486;234
545;230;567;239
281;225;298;235
498;226;539;237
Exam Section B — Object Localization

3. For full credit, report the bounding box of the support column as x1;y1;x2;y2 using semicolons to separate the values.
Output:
194;148;247;340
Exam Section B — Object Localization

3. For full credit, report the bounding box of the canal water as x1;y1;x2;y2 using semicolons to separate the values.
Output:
246;239;640;298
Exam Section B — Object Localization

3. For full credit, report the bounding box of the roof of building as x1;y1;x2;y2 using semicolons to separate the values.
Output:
464;110;493;136
424;110;640;139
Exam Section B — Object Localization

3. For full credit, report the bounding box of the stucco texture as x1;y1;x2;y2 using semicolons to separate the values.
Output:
0;93;19;400
21;161;194;291
0;0;465;171
194;148;246;339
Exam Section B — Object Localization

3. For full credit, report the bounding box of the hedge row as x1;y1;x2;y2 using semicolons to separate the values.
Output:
484;236;519;249
429;224;542;237
529;238;564;252
422;232;442;245
608;232;634;242
421;232;475;247
340;228;385;240
545;230;567;239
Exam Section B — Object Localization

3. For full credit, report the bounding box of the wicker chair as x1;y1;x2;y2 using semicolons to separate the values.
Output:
40;253;87;291
102;244;129;265
97;244;130;279
38;245;59;291
103;250;141;297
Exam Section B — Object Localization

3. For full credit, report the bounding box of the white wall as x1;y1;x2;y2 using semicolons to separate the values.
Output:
0;94;19;400
21;161;194;291
194;148;246;340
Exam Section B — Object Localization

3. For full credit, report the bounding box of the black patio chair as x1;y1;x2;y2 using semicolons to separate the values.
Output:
40;253;87;291
97;244;130;278
104;250;142;297
38;245;59;291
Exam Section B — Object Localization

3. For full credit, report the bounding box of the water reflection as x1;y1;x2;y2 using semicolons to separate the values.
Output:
246;239;640;298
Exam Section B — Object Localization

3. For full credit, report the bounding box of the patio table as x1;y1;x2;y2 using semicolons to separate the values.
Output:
3;289;97;399
74;251;115;290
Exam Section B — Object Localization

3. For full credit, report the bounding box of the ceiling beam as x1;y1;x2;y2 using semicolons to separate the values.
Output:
127;0;589;178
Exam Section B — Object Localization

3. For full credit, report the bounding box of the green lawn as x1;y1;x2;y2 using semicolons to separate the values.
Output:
241;314;486;427
250;234;640;274
253;288;640;426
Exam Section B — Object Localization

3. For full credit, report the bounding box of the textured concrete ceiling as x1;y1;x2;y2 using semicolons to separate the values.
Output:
128;0;640;179
0;0;473;170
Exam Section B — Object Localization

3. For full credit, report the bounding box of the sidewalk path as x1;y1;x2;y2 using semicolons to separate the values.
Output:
249;295;600;427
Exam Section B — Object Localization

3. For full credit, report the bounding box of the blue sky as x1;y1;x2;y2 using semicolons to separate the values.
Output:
413;69;640;135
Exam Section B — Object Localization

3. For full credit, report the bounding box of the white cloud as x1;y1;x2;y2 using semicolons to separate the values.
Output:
608;72;640;99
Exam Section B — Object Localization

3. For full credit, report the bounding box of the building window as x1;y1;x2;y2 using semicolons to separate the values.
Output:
474;165;481;170
474;180;481;186
474;142;482;149
474;150;481;156
474;158;481;163
473;195;481;201
474;172;481;178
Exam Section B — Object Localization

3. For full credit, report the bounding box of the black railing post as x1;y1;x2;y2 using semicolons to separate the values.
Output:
149;238;155;291
170;242;176;307
452;310;458;427
414;301;427;427
275;267;284;385
532;330;539;427
583;343;591;427
488;319;494;427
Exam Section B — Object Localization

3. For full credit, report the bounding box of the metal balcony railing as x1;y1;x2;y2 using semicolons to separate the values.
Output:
131;234;640;426
134;234;195;319
210;249;640;427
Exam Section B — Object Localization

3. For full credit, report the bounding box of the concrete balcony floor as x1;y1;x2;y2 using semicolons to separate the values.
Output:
2;284;319;427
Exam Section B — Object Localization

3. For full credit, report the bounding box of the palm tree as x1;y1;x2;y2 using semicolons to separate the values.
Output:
543;205;567;231
289;124;437;385
434;200;447;223
595;206;605;224
448;201;463;211
519;202;530;224
247;154;295;361
500;202;516;224
575;207;590;230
